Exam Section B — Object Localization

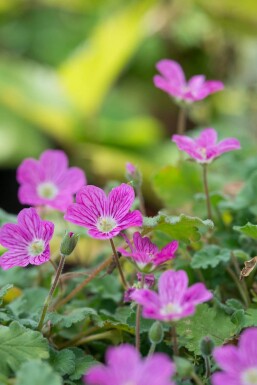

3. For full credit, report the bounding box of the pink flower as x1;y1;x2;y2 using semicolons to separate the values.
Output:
65;184;143;240
124;273;155;302
212;328;257;385
118;232;178;273
84;344;175;385
131;270;212;322
153;59;224;103
126;162;136;175
0;208;54;270
17;149;86;212
172;128;241;164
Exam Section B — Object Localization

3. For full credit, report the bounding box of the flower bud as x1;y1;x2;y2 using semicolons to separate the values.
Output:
60;231;79;256
148;321;164;345
125;162;142;188
200;336;215;357
174;356;193;377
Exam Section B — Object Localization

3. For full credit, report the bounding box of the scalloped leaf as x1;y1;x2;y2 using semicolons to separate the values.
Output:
191;245;231;269
143;213;214;243
16;361;62;385
234;222;257;239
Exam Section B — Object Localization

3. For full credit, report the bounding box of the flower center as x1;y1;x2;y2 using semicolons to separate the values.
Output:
160;302;182;316
37;182;58;200
28;239;45;256
242;368;257;385
96;216;117;233
199;147;207;159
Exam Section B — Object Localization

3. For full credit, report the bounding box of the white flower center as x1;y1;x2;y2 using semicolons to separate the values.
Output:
37;182;59;200
28;239;45;256
242;368;257;385
160;302;182;316
96;216;117;233
199;147;207;159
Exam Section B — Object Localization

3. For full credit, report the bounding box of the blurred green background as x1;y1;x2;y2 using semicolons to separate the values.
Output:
0;0;257;214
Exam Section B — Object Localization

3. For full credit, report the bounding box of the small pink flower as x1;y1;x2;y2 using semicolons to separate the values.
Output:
172;128;241;164
119;232;178;272
154;59;224;103
0;208;54;270
65;184;143;240
17;149;86;211
84;344;175;385
124;273;155;302
131;270;212;322
212;328;257;385
126;162;136;175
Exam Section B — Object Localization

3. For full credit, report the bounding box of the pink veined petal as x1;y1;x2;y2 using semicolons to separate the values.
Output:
211;372;240;385
65;203;99;228
153;75;183;99
0;250;30;270
106;344;140;382
39;150;68;181
87;228;120;240
183;282;213;305
0;223;29;249
156;59;186;86
18;184;44;207
16;158;43;184
188;80;224;101
202;80;224;94
131;289;160;310
195;128;218;147
107;184;135;221
118;210;143;231
133;232;158;255
215;138;241;157
76;186;107;218
57;167;86;193
40;220;55;243
188;75;205;89
17;208;44;240
155;241;179;265
29;245;51;265
116;247;133;257
158;270;188;305
213;345;243;373
140;353;176;385
239;328;257;367
172;134;208;162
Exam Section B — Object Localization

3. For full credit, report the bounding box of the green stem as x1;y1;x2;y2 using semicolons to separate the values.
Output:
171;324;179;356
148;342;156;356
37;254;66;331
202;164;212;220
204;356;211;378
226;266;249;307
191;372;205;385
177;107;186;135
231;252;250;306
109;238;128;289
136;274;145;351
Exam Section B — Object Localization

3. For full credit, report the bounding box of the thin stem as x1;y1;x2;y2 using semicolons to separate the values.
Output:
177;107;186;135
136;274;145;351
231;252;250;306
54;256;113;310
109;238;128;289
191;372;205;385
73;331;116;346
204;356;211;378
37;254;66;331
171;324;179;356
202;164;212;220
226;266;249;307
136;186;146;216
148;342;156;356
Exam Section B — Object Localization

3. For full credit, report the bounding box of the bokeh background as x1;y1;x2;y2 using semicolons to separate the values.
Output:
0;0;257;216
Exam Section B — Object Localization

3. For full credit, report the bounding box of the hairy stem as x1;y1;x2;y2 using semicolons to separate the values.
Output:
204;356;211;378
109;238;128;289
136;274;145;351
177;107;186;135
191;372;205;385
231;252;250;306
171;324;179;356
148;342;156;356
202;164;212;220
226;266;249;307
37;254;66;331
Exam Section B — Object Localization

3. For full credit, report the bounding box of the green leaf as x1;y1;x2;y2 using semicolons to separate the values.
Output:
47;307;98;328
49;348;75;376
177;304;238;354
16;360;62;385
234;222;257;239
0;284;13;305
143;213;214;243
69;348;99;380
0;321;49;375
244;308;257;327
152;163;202;209
191;245;231;269
231;309;246;333
127;310;154;333
0;209;16;226
87;275;122;302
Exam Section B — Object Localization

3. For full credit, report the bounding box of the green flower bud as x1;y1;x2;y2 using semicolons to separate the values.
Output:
148;321;164;345
200;336;215;357
60;232;79;256
174;356;193;377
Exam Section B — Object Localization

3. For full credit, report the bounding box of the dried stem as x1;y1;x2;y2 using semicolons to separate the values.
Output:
109;238;128;289
231;252;250;306
226;266;249;307
202;164;212;220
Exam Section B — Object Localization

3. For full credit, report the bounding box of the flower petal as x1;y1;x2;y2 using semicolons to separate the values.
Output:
29;245;51;265
156;59;185;86
0;223;29;249
213;345;242;373
183;283;212;305
196;128;218;147
107;184;135;221
158;270;188;304
155;241;178;265
212;373;239;385
58;167;86;193
140;353;176;385
76;186;107;217
118;210;143;231
16;158;43;184
17;208;45;240
39;150;68;181
215;138;241;157
65;203;98;228
239;328;257;367
0;250;29;270
131;289;161;320
133;232;158;255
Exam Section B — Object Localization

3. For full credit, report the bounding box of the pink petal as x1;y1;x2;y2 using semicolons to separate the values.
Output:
153;75;183;99
58;167;86;193
188;75;205;89
16;158;43;184
106;344;140;373
215;138;241;157
76;186;107;217
155;241;179;265
0;250;29;270
239;328;257;367
196;128;218;147
203;80;224;94
39;150;68;181
107;184;135;221
140;354;176;385
118;210;143;231
88;228;120;240
85;366;111;385
183;283;212;305
17;208;43;240
212;373;239;385
131;289;161;319
133;232;158;255
29;245;51;265
65;203;98;228
213;345;242;373
158;270;188;304
156;59;185;86
172;134;206;162
18;184;43;207
0;223;29;249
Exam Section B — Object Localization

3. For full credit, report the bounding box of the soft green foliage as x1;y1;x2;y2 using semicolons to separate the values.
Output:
191;245;231;269
68;348;99;381
0;321;49;375
0;284;13;305
234;222;257;239
176;304;238;354
143;213;214;243
47;307;98;328
49;349;76;376
16;361;62;385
